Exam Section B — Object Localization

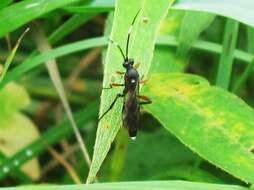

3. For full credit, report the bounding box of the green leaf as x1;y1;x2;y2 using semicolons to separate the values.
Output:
0;0;80;38
153;165;223;183
0;83;40;180
87;0;173;183
142;73;254;183
111;129;197;181
0;28;29;83
150;11;185;74
177;11;215;59
0;37;107;89
216;19;239;89
0;180;248;190
2;35;253;90
0;83;30;117
233;58;254;94
63;0;254;28
48;13;97;45
247;27;254;53
64;0;114;13
0;0;12;9
173;0;254;27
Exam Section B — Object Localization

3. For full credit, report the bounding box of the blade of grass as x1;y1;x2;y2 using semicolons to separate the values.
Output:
232;58;254;94
0;152;32;183
47;146;82;184
216;19;239;89
247;27;254;53
177;11;215;60
152;165;223;183
2;35;254;90
0;0;12;9
63;0;114;13
0;0;80;38
0;180;249;190
0;28;29;83
2;0;254;39
48;13;97;45
0;37;107;89
27;13;96;59
109;129;129;181
32;23;92;170
0;101;98;181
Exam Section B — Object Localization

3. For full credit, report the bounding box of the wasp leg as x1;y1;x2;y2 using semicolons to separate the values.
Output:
99;93;124;121
116;71;125;75
139;79;148;85
138;95;152;105
134;62;140;70
103;83;124;90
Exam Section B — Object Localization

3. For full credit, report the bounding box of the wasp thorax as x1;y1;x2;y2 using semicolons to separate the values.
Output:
127;68;139;84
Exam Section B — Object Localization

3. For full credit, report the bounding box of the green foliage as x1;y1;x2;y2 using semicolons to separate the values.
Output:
0;180;249;190
0;102;98;181
177;11;215;60
143;73;254;183
0;37;107;89
0;0;12;9
1;0;254;189
216;19;239;89
0;0;80;37
0;28;29;83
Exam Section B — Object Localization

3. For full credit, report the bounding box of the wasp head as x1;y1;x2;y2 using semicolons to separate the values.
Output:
123;58;134;68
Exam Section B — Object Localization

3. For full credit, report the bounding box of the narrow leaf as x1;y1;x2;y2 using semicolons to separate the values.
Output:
87;0;173;183
0;0;80;38
216;19;239;89
0;28;29;83
177;11;215;59
0;180;248;190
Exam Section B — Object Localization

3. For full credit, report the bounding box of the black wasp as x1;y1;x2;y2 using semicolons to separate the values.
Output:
99;10;152;140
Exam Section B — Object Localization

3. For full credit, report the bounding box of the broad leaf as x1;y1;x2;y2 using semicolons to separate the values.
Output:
142;73;254;183
0;83;40;179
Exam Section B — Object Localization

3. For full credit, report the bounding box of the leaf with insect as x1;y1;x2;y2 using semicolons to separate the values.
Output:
86;0;174;184
142;73;254;184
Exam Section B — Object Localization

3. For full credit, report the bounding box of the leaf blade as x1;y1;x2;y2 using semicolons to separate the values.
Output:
143;73;254;183
87;0;173;184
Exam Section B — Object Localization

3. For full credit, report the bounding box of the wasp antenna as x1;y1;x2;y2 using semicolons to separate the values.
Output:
126;9;141;59
108;38;126;61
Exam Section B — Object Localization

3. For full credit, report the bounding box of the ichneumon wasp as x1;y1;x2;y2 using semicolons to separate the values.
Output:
99;10;152;140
